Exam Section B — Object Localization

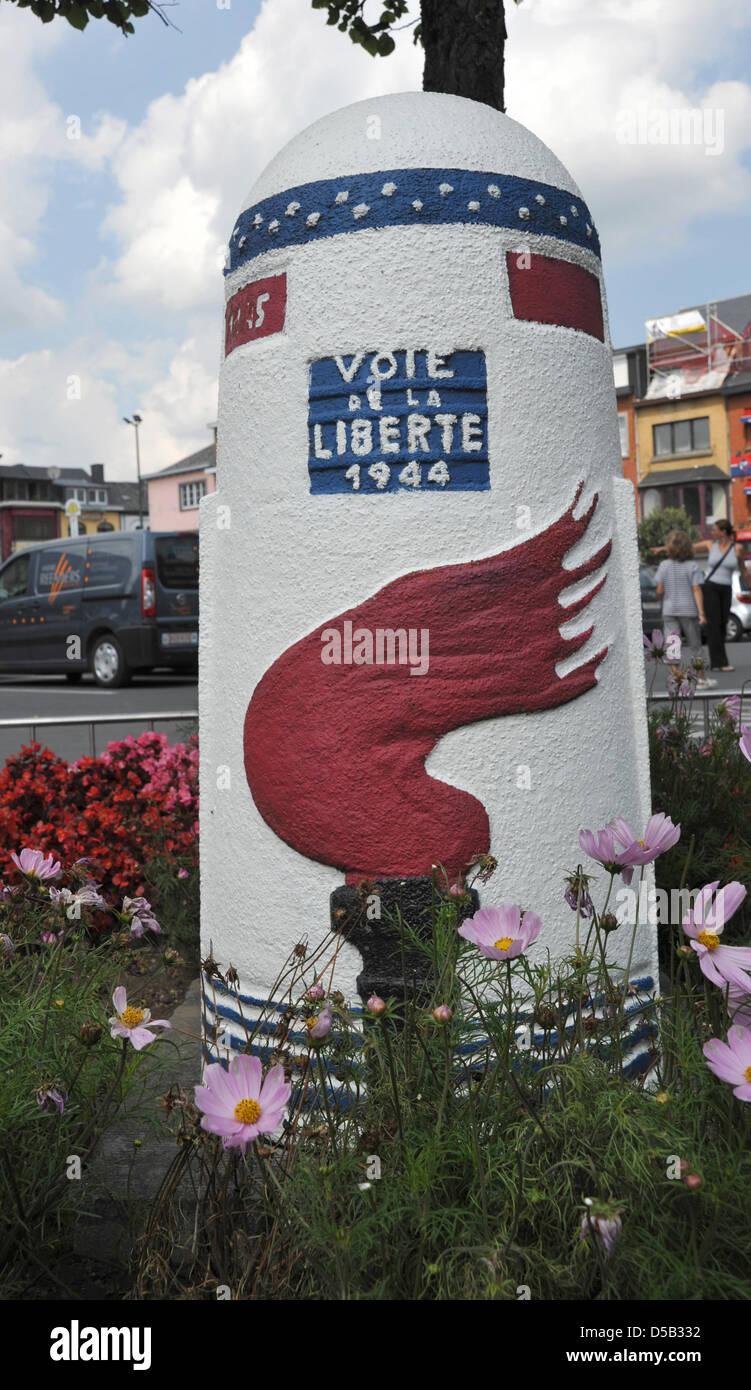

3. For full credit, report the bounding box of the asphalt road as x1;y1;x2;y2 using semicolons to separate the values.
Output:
0;672;197;763
1;628;749;766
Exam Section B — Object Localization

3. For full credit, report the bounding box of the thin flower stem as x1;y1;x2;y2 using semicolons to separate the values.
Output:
314;1049;339;1159
380;1019;405;1146
39;929;66;1053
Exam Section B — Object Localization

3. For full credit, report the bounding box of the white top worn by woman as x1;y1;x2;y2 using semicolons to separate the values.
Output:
706;543;738;587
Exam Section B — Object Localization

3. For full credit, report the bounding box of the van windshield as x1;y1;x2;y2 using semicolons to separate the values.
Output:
155;535;199;590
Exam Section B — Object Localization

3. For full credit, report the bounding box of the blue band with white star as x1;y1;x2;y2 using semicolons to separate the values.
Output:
226;167;600;274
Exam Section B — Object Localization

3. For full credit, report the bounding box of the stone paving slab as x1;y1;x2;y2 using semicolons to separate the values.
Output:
71;978;202;1274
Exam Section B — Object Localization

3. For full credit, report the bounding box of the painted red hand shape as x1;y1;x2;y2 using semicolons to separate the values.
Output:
244;483;610;879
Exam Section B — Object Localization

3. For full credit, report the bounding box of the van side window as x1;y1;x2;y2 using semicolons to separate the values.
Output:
36;549;85;598
84;544;134;589
155;535;199;589
0;553;30;601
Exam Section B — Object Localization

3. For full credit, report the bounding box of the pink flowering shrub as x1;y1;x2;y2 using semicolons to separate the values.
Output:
0;735;198;935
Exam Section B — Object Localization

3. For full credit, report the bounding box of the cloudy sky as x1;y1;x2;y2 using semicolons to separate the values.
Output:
1;0;750;482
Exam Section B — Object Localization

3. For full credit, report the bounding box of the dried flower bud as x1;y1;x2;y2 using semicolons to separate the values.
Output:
600;912;619;933
77;1022;102;1047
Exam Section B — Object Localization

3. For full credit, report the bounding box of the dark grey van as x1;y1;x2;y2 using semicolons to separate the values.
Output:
0;531;198;687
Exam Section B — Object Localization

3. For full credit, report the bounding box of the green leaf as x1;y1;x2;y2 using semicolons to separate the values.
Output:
377;31;395;53
64;3;90;28
32;0;58;21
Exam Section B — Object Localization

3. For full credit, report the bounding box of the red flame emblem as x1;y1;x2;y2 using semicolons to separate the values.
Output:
244;482;610;879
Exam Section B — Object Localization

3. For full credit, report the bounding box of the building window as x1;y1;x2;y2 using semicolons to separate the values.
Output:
87;488;107;504
179;480;206;510
618;415;629;458
14;515;56;542
613;355;629;389
73;487;88;502
653;417;710;457
640;480;726;536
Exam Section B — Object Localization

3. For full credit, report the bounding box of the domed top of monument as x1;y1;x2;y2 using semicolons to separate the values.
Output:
226;92;599;278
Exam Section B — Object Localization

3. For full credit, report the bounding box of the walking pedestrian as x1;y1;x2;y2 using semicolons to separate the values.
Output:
654;530;715;688
703;519;751;673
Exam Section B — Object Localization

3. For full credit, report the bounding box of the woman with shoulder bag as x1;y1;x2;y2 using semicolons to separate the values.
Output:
703;519;751;673
654;530;715;688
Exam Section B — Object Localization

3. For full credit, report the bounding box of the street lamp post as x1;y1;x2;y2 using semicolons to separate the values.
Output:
123;414;144;528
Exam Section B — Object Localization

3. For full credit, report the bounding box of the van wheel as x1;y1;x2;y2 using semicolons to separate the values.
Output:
726;614;743;643
91;636;130;689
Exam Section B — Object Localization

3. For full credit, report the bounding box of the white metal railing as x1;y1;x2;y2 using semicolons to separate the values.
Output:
647;684;751;741
0;711;197;759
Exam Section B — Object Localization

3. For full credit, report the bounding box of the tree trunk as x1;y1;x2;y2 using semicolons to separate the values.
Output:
421;0;506;112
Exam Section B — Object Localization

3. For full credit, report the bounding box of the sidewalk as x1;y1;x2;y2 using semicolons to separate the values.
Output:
70;978;202;1292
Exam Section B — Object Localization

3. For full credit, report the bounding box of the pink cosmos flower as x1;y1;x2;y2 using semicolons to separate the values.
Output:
741;724;751;765
109;986;171;1051
667;674;694;699
36;1085;67;1116
50;884;107;913
194;1053;291;1153
40;930;63;945
703;1026;751;1101
448;882;465;897
682;882;751;990
306;1007;333;1041
719;696;741;722
11;848;61;881
580;1200;622;1257
578;827;635;885
458;905;542;962
643;630;664;661
122;896;162;938
609;813;680;867
727;981;751;1029
178;868;189;880
306;982;325;1001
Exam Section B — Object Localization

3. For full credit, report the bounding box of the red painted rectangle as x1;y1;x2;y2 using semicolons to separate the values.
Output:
225;273;286;357
507;252;604;342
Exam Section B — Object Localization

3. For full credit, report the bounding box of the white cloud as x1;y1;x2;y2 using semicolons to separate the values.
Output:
505;0;751;259
101;0;423;313
2;0;751;476
0;330;217;479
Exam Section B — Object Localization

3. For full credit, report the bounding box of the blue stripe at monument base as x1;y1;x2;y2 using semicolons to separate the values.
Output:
226;168;601;273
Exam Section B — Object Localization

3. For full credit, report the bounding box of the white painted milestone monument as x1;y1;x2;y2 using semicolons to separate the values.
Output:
200;92;656;1067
